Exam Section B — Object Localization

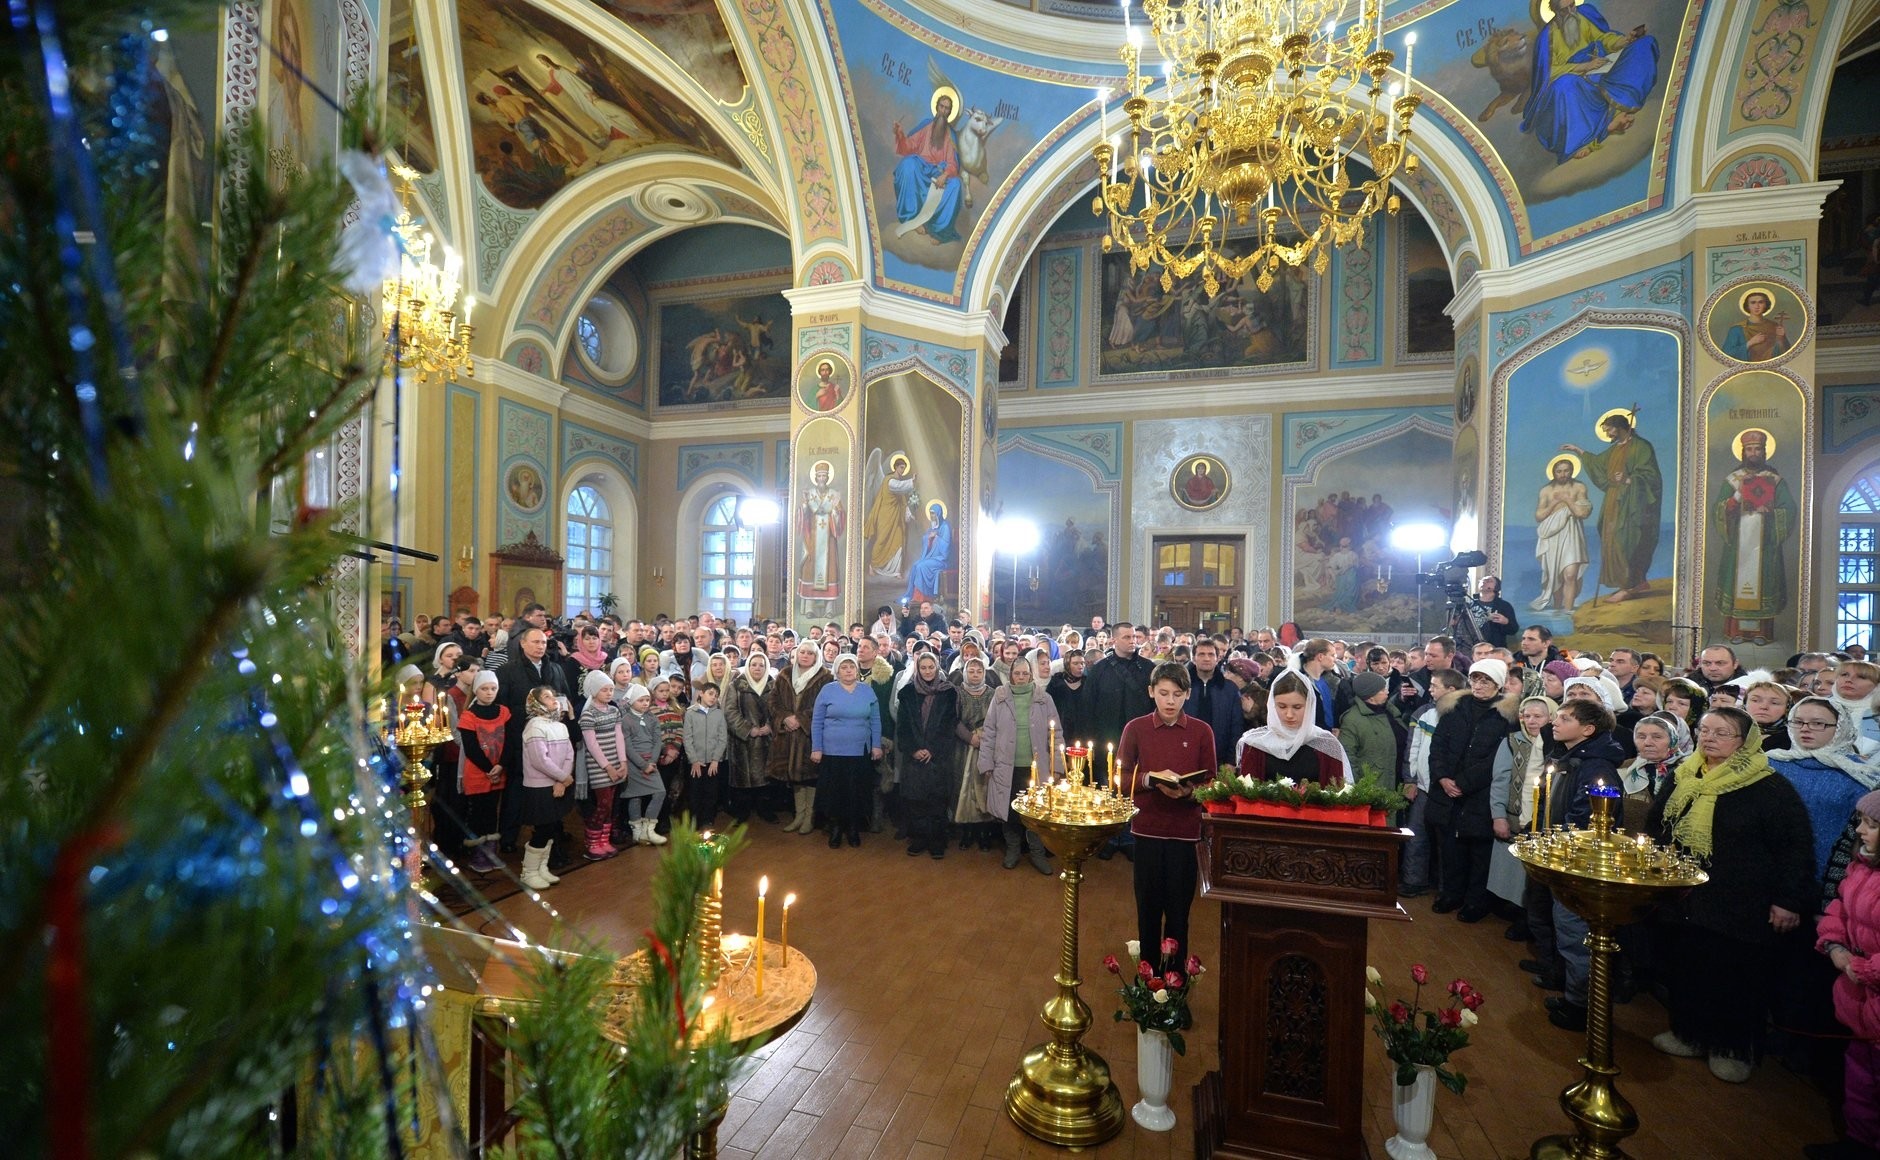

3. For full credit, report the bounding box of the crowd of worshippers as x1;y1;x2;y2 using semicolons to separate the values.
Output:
384;591;1880;1160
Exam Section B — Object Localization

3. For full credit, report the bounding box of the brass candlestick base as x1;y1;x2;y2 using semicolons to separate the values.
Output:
1004;783;1135;1147
1513;801;1706;1160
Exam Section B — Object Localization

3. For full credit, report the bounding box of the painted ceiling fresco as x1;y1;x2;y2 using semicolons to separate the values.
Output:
590;0;750;105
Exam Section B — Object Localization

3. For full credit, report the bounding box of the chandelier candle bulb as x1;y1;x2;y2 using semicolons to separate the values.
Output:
1403;30;1414;84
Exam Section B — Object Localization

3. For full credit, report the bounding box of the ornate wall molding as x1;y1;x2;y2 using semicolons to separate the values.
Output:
560;419;639;490
677;442;763;491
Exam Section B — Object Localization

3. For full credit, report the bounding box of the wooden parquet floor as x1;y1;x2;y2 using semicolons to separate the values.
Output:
488;822;1830;1159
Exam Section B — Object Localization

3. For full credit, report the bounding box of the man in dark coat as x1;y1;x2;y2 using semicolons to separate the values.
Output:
1185;639;1241;773
496;625;572;851
1538;699;1628;1031
1427;658;1517;924
1692;644;1749;695
1088;623;1155;858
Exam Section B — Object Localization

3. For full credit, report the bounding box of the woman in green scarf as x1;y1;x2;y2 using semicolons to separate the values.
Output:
1648;706;1817;1083
979;657;1061;874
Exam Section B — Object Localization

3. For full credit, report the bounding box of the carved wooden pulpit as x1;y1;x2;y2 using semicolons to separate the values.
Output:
1194;814;1409;1160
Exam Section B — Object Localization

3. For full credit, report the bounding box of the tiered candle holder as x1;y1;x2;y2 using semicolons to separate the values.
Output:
1004;762;1137;1147
1511;788;1707;1160
388;696;454;887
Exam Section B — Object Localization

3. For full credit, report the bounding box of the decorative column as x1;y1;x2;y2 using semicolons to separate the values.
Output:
783;283;1002;629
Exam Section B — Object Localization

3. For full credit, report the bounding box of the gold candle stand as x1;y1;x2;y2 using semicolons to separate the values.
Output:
1512;796;1706;1160
1004;781;1136;1147
389;697;454;888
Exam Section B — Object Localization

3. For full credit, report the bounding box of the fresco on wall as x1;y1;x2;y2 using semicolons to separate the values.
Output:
992;442;1111;626
1818;164;1880;329
656;290;790;406
862;373;964;617
591;0;748;105
1290;427;1453;635
1703;371;1804;654
1452;424;1481;553
1420;0;1684;242
797;353;853;412
1703;280;1808;364
266;0;341;178
1402;214;1456;354
1501;324;1679;654
1098;245;1311;375
385;0;438;173
459;0;741;210
837;3;1092;295
148;30;219;247
793;417;850;624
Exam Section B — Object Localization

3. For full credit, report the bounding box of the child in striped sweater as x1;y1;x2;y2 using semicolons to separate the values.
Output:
578;670;629;860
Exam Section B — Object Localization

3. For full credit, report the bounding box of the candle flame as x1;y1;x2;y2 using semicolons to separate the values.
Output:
759;875;768;897
783;892;796;908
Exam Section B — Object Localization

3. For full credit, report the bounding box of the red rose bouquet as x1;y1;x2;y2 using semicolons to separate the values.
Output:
1105;938;1205;1055
1367;963;1484;1093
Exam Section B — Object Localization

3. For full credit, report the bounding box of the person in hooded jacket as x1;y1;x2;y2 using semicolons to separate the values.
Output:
1812;791;1880;1160
1539;697;1628;1032
1427;659;1518;924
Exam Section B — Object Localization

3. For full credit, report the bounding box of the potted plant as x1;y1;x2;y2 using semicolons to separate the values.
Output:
1104;939;1204;1132
1367;963;1485;1160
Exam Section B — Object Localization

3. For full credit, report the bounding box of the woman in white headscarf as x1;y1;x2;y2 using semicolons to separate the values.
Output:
1765;696;1880;886
1234;669;1353;787
1620;711;1691;835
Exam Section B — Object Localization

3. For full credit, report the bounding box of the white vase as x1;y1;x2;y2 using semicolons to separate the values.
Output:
1384;1064;1439;1160
1131;1027;1178;1131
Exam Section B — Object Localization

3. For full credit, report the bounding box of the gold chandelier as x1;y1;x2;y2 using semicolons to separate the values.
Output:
1094;0;1420;295
383;164;474;383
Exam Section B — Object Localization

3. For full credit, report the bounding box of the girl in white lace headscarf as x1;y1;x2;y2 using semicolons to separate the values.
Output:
1234;670;1353;786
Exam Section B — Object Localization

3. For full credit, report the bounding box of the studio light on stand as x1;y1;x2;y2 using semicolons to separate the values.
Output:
1388;521;1447;640
995;516;1041;626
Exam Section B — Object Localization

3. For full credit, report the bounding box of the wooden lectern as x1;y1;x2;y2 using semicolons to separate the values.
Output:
1194;814;1409;1160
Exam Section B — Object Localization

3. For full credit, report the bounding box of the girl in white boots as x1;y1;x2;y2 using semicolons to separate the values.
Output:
617;684;670;847
518;686;574;891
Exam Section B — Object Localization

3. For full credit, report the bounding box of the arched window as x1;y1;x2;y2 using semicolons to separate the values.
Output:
1837;471;1880;649
565;484;613;618
699;493;755;622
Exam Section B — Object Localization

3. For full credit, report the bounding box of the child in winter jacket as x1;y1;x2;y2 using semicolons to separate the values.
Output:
615;685;667;847
1815;789;1880;1160
682;683;730;827
456;671;510;873
518;686;574;890
577;670;629;861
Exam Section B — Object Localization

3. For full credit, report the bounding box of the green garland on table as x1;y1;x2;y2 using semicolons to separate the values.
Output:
1194;766;1409;813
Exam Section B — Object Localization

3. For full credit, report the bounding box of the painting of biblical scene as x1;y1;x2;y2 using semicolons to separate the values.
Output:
1290;428;1453;635
591;0;747;105
266;0;341;178
1704;280;1807;365
1420;0;1683;238
992;441;1111;626
1703;371;1805;660
1401;214;1456;354
1819;164;1880;329
793;417;849;625
386;0;438;173
1098;243;1311;376
1501;325;1679;654
862;373;964;620
458;0;741;210
147;29;220;251
656;290;789;407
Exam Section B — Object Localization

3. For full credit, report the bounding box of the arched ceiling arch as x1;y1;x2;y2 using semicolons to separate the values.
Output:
493;154;788;375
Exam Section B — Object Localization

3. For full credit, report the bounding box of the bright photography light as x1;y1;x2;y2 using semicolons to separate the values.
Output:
738;495;782;526
1388;522;1447;555
995;516;1041;555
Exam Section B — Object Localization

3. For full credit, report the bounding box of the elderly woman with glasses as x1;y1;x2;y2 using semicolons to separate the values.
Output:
1649;706;1818;1083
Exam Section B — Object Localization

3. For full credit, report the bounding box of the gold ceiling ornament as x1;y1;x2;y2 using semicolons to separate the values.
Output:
1092;0;1421;296
383;164;474;383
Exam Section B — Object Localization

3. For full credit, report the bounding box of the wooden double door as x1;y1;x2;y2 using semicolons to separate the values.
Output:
1151;536;1242;634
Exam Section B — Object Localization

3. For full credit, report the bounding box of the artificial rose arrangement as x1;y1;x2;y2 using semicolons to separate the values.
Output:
1105;938;1204;1056
1366;963;1484;1094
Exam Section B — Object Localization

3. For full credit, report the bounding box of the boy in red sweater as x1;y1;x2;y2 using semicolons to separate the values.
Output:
1119;661;1218;966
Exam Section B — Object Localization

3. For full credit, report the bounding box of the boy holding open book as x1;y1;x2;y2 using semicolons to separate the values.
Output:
1118;661;1219;966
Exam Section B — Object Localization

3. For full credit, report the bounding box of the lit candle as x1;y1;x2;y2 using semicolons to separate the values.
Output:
1097;88;1109;139
1387;82;1400;142
1121;0;1131;36
1403;30;1415;85
781;892;796;966
463;295;474;327
1541;767;1553;831
1530;781;1541;834
1375;0;1384;46
1108;742;1116;787
1048;720;1058;781
756;875;768;996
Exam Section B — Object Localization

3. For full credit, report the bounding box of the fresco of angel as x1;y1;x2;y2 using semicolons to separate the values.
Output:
863;450;919;577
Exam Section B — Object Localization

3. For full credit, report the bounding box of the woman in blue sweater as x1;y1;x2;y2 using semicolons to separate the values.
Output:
812;656;883;849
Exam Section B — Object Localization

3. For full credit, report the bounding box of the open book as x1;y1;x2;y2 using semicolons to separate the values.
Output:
1144;768;1213;790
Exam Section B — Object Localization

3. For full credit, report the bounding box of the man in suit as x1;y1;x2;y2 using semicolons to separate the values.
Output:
496;625;572;851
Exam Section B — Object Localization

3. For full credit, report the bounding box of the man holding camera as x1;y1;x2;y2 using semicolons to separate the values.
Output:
1474;576;1519;648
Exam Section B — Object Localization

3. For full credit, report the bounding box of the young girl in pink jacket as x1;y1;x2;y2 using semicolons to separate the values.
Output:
1815;789;1880;1160
518;686;574;890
